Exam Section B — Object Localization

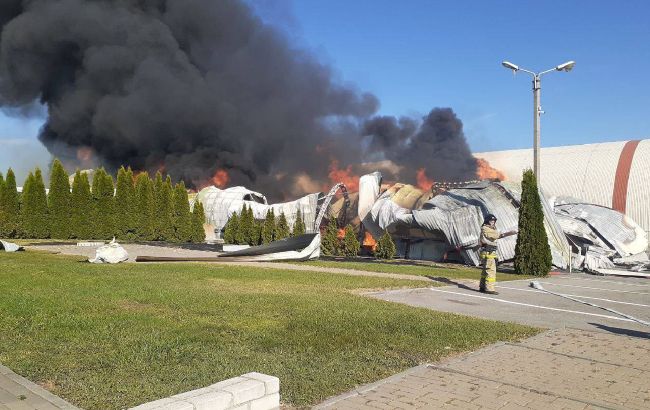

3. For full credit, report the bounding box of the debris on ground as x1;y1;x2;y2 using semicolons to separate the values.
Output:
88;238;129;264
0;240;24;252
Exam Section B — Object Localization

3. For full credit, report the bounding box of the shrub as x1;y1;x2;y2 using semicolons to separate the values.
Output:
135;173;155;241
342;224;360;257
115;167;136;240
514;169;552;276
375;231;396;260
153;173;174;241
321;217;340;256
92;168;116;239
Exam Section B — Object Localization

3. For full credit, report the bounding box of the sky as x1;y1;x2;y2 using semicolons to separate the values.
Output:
1;0;649;180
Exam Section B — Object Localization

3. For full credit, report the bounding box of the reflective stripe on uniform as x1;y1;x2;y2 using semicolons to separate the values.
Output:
486;277;496;282
480;252;498;259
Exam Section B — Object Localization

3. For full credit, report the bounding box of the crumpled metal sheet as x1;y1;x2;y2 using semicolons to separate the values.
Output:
554;201;648;257
0;240;23;252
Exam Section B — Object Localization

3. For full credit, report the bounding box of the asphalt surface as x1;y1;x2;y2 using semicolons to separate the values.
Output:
367;273;650;336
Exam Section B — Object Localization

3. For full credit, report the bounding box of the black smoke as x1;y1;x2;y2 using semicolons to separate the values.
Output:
0;0;477;199
363;109;478;183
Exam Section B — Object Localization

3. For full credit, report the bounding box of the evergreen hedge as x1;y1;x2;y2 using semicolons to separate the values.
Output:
0;169;19;237
93;168;116;239
262;209;275;244
223;212;239;244
115;167;136;240
514;169;552;276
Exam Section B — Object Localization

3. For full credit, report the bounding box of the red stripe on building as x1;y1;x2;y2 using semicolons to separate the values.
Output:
612;140;640;213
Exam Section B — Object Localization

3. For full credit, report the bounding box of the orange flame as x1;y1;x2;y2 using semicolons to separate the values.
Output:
76;147;94;165
476;158;506;181
416;168;434;190
212;169;230;188
362;232;377;251
337;228;346;239
328;160;359;192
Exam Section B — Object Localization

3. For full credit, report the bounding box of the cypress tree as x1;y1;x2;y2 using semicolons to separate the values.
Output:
171;181;192;242
275;211;290;240
342;224;360;257
21;169;49;238
514;169;552;276
253;218;263;245
190;200;206;243
292;208;306;236
153;173;174;241
134;172;155;241
70;171;93;239
223;212;239;244
92;168;116;239
375;231;396;260
262;208;275;244
235;205;248;245
115;167;136;240
0;169;19;237
321;217;340;256
48;159;71;239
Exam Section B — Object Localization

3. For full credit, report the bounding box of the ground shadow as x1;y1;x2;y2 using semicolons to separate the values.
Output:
425;276;479;292
588;322;650;339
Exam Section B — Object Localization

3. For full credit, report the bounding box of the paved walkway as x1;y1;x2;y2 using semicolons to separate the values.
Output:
316;328;650;409
0;364;78;410
319;274;649;409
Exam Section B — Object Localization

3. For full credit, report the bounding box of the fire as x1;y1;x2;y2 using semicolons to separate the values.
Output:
337;228;345;239
362;231;377;251
76;147;94;165
212;169;230;188
328;160;359;192
416;168;434;190
476;158;506;181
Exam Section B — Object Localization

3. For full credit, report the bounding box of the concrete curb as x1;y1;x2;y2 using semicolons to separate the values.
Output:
0;363;80;409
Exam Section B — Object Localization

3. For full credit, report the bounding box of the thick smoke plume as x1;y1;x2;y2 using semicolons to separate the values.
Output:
0;0;478;200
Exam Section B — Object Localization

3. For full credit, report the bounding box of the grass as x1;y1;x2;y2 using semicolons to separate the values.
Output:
294;259;533;282
0;252;539;409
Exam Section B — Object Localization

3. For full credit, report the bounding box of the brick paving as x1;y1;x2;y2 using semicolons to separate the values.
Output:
316;328;650;409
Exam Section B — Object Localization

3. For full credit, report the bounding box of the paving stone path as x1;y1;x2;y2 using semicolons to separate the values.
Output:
316;328;650;410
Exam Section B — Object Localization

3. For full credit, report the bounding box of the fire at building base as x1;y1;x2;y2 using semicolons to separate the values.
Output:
192;164;649;274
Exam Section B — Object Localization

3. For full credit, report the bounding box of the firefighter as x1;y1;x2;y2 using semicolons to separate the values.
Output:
479;214;516;294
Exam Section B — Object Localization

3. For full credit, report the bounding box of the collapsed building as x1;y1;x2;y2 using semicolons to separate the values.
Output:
355;171;648;274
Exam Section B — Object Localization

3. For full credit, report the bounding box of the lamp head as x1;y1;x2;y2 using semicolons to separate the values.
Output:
502;61;519;71
556;61;576;72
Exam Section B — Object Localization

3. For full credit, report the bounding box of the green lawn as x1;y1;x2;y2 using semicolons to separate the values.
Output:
0;252;539;409
295;259;533;281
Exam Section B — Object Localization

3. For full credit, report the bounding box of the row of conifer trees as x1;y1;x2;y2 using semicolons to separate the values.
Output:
222;204;307;245
0;159;205;242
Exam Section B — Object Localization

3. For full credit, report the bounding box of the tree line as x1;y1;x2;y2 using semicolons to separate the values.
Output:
320;218;396;259
222;204;306;246
0;159;205;242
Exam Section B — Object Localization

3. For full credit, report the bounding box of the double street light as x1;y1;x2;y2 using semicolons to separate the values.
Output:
501;60;575;183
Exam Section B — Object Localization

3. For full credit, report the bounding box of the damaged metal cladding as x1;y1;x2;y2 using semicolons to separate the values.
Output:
357;171;648;274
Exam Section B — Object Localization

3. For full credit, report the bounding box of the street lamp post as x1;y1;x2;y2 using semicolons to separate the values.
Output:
501;60;575;183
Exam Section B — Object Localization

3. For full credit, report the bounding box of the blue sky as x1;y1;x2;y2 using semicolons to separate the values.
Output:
2;0;649;178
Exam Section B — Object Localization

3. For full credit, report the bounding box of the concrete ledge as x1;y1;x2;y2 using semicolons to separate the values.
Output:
131;373;280;410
